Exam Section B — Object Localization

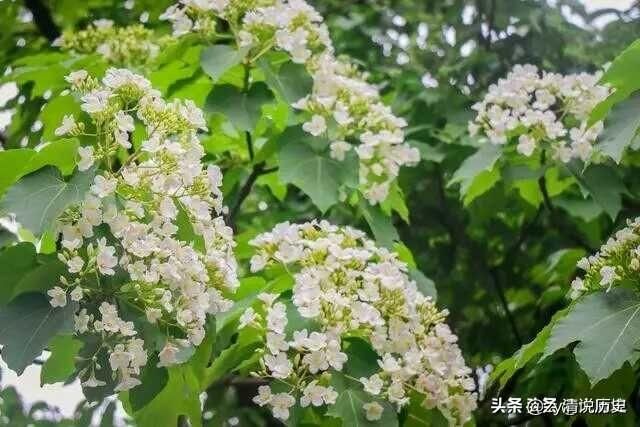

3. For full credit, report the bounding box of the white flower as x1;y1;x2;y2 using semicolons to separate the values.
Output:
264;352;293;379
47;286;67;307
270;392;295;421
93;19;114;29
329;140;351;161
91;175;117;198
65;70;88;86
253;385;273;406
81;89;111;114
75;309;92;333
146;308;162;324
516;134;536;157
158;342;180;367
109;344;132;371
267;302;287;334
115;111;135;133
179;100;207;130
363;401;384;421
115;373;142;391
266;332;289;354
302;115;326;136
599;266;618;290
67;256;84;274
82;372;106;388
361;374;384;395
55;115;76;136
96;237;118;275
78;146;95;171
239;308;257;329
70;286;84;302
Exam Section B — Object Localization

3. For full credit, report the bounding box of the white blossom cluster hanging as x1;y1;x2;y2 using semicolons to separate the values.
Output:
160;0;420;204
570;217;640;299
468;64;609;162
245;221;477;424
48;68;239;391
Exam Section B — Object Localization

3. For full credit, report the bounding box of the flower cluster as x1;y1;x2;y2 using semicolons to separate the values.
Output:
570;217;640;299
47;68;238;391
469;64;609;162
160;0;420;204
244;221;477;424
54;19;167;67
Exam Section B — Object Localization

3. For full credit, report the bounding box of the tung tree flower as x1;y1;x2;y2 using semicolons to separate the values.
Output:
245;221;477;424
570;217;640;299
160;0;420;204
54;19;169;67
469;64;609;163
49;68;238;392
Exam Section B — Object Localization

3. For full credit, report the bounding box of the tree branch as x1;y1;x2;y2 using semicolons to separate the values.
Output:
23;0;60;42
226;164;278;231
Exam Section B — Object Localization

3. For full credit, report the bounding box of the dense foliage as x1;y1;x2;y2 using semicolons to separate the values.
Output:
1;0;640;426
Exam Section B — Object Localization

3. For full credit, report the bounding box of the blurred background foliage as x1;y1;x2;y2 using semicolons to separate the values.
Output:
1;0;640;426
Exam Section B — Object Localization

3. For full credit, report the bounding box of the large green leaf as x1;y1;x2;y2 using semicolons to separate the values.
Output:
129;354;169;412
0;293;76;374
259;60;313;104
448;144;501;201
326;382;398;427
0;242;65;305
0;166;94;237
128;366;202;427
543;288;640;384
41;334;83;385
590;39;640;124
205;83;273;132
360;202;399;249
0;150;36;196
201;44;246;82
0;140;80;197
598;95;640;163
279;127;358;212
567;163;627;220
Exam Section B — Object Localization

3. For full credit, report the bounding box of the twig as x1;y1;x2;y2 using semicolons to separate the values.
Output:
23;0;60;42
226;163;278;230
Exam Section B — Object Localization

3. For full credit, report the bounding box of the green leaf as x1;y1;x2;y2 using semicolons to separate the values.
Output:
326;386;398;427
0;166;94;237
203;330;262;386
0;293;77;374
0;243;57;305
41;335;83;385
129;354;169;412
205;83;273;132
279;127;358;212
201;44;247;82
0;140;80;198
0;150;36;196
360;202;399;249
259;60;313;104
590;39;640;124
26;139;80;176
567;163;627;220
409;268;438;300
128;366;202;427
404;391;449;427
490;307;570;389
462;168;500;205
449;144;501;199
598;95;640;163
544;288;640;384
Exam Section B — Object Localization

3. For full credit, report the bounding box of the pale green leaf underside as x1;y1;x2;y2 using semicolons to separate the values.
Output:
544;288;640;384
